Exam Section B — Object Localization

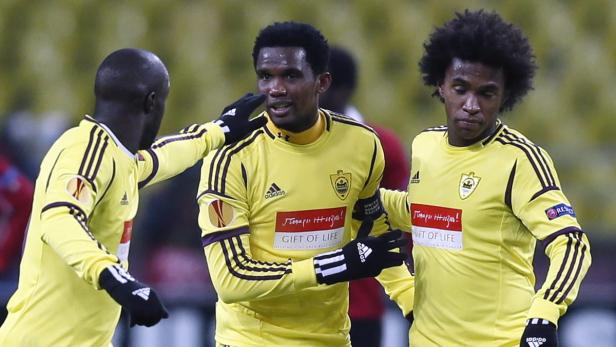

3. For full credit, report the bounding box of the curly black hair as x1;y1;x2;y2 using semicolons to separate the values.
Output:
252;21;329;75
419;10;537;111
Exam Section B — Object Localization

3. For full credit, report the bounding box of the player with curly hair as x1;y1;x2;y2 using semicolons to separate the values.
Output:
380;10;591;346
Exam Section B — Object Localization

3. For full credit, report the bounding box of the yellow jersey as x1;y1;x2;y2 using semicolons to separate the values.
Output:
198;110;414;347
382;123;591;346
0;116;225;346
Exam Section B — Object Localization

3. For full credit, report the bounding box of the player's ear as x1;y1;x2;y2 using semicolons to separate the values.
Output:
316;72;332;94
143;91;156;113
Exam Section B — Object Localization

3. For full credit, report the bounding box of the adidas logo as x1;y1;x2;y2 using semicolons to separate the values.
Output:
525;337;546;347
120;192;129;205
264;183;286;199
357;242;372;263
222;108;236;117
132;287;151;301
410;171;420;184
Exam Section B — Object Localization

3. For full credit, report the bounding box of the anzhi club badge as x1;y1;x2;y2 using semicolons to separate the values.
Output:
459;172;481;199
330;170;351;200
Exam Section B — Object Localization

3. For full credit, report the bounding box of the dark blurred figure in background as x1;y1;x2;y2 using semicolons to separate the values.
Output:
320;46;410;347
0;147;33;276
0;137;34;325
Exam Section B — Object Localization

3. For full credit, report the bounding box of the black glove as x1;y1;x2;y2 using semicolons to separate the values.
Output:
314;220;408;285
214;93;267;144
99;264;169;327
520;318;558;347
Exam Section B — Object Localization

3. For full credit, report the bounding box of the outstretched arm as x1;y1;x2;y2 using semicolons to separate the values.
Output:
137;93;266;189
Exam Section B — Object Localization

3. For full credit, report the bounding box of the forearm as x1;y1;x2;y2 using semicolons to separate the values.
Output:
40;202;119;288
379;188;411;231
204;232;317;303
139;122;225;189
529;230;591;325
376;261;415;315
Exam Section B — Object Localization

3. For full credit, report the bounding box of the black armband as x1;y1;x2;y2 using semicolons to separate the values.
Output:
352;190;385;221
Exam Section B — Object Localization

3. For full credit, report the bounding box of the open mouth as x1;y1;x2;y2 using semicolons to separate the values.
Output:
268;101;292;116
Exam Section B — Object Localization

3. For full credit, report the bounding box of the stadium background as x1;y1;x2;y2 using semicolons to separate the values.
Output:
0;0;614;346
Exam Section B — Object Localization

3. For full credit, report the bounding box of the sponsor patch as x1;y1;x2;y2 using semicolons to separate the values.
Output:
117;220;133;262
208;199;235;227
65;175;92;205
330;170;351;200
411;203;463;250
545;203;575;220
274;207;346;250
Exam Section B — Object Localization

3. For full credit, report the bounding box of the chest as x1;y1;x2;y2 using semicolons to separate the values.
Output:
408;148;514;249
88;158;139;259
245;144;372;256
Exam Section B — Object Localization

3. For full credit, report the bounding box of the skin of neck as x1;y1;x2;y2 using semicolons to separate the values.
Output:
267;110;325;145
93;101;145;154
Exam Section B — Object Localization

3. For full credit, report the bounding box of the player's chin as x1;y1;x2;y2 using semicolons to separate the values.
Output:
269;112;295;128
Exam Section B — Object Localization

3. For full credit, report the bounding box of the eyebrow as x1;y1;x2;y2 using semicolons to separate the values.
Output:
256;67;302;75
452;77;500;89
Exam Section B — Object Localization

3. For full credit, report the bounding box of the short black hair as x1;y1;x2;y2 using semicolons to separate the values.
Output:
419;9;537;111
328;46;357;91
252;21;329;74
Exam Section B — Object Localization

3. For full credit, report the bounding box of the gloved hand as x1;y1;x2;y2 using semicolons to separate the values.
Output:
314;220;408;285
99;264;168;327
214;93;267;144
519;318;558;347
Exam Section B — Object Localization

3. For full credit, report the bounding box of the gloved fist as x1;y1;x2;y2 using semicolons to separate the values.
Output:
314;219;408;285
99;264;168;327
520;318;558;347
214;93;267;144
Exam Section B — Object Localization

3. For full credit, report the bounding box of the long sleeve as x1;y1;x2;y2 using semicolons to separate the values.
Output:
40;144;119;288
203;231;317;303
137;122;225;189
379;188;411;232
527;232;591;325
510;145;592;325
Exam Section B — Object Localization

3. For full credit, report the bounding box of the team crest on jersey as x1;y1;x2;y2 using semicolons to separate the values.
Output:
330;170;351;200
65;175;92;205
208;199;235;227
459;172;481;200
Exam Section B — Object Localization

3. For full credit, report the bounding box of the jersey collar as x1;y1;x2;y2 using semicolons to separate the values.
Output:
84;115;135;159
264;110;326;145
443;119;504;151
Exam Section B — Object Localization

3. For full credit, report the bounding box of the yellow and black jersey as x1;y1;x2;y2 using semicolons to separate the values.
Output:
0;115;225;347
198;110;414;347
381;122;591;346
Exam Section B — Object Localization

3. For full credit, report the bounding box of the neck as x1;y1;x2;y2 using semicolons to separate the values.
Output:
93;103;143;153
267;111;325;145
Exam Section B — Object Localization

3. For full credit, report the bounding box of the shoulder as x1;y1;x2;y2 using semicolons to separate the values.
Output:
325;109;377;137
493;125;553;161
413;125;447;145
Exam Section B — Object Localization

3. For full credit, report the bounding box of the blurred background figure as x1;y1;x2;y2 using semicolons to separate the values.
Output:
320;46;411;347
0;134;34;324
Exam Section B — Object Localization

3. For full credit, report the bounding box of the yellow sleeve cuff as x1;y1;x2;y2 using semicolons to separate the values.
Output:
527;298;562;327
292;258;318;290
203;122;226;150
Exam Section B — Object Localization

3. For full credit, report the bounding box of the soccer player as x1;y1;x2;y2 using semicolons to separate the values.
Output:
380;10;592;346
0;48;266;346
198;22;414;346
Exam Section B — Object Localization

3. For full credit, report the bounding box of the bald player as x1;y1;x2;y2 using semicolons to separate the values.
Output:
0;48;266;346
